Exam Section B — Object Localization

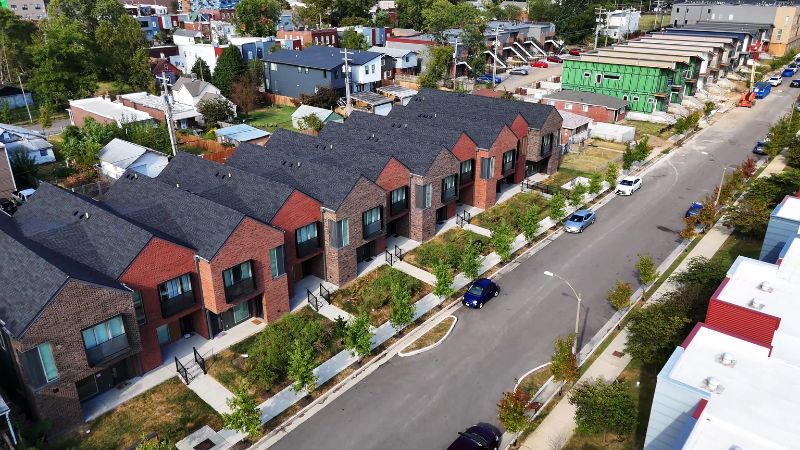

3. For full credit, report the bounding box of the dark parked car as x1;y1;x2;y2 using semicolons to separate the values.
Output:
462;278;500;309
753;140;768;155
685;201;703;218
791;79;800;87
447;423;502;450
0;198;16;215
568;48;582;56
476;75;502;84
508;68;528;75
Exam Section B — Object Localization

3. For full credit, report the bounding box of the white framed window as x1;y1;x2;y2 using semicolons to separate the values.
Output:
622;94;629;101
632;96;640;101
583;71;591;78
647;97;656;104
582;105;589;112
564;103;573;110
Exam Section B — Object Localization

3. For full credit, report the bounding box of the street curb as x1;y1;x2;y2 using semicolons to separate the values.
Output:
398;316;457;357
513;363;552;393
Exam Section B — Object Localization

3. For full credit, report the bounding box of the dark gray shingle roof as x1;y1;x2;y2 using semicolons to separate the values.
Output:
262;46;382;70
542;90;628;110
103;171;246;260
157;152;296;225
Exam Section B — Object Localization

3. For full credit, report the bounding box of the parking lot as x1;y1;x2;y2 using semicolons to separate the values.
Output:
496;62;563;91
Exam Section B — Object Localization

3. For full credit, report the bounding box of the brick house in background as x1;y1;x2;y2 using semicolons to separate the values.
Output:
67;97;153;128
541;90;629;123
102;172;290;336
277;28;339;48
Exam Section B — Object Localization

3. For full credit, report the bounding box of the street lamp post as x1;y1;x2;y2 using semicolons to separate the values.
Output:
544;271;582;355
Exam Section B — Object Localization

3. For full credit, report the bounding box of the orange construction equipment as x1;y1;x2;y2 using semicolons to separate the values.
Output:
738;91;757;108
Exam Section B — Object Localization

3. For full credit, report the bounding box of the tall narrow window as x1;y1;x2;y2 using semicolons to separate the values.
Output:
269;246;286;278
541;134;553;157
480;157;495;179
460;159;474;184
22;342;58;387
132;291;146;325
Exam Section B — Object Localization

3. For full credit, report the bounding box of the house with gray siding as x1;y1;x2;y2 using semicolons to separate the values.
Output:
759;194;800;263
262;46;383;99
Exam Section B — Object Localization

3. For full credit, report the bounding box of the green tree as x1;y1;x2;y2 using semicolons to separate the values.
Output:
298;113;325;132
588;171;603;195
626;297;692;366
96;14;149;90
121;121;172;153
569;379;637;440
230;71;262;117
344;311;373;357
605;162;619;186
671;256;731;304
9;152;39;189
213;46;248;96
704;101;715;117
525;0;595;44
222;383;261;438
459;235;483;280
491;222;515;262
622;146;636;170
389;282;415;330
374;10;391;27
235;0;282;36
397;0;432;29
550;333;578;383
198;97;235;128
419;45;452;88
520;204;541;242
288;338;318;393
191;58;213;80
635;253;659;286
247;313;323;390
549;190;567;222
432;261;454;299
298;0;334;27
0;10;37;81
340;16;369;26
568;181;587;208
340;28;370;50
0;103;11;123
29;16;97;108
333;0;373;24
423;0;481;35
38;104;53;129
631;135;651;162
497;390;532;433
725;169;800;236
607;280;633;310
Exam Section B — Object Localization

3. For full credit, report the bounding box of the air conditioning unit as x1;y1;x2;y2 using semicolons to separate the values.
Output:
719;352;736;367
748;298;765;310
704;376;725;393
759;281;774;293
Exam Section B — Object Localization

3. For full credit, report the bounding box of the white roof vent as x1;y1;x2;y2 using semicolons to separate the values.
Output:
759;281;774;293
704;377;724;393
748;298;765;310
719;352;736;367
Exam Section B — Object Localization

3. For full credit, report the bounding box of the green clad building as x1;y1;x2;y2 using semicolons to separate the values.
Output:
561;53;697;113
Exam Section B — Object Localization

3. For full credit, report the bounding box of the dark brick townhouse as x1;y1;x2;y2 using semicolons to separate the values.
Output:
157;152;324;298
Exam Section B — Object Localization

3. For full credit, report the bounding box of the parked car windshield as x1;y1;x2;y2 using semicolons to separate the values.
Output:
467;285;484;296
620;180;634;186
568;214;584;222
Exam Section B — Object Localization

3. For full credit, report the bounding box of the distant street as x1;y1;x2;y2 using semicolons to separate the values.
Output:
497;63;562;92
262;87;795;450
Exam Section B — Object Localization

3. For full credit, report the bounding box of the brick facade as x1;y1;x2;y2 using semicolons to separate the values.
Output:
473;126;518;209
198;218;289;322
69;106;117;127
408;149;460;242
119;238;208;373
277;29;339;48
11;280;142;435
271;190;325;296
543;99;627;123
323;177;387;286
377;158;412;239
525;109;564;175
119;98;168;123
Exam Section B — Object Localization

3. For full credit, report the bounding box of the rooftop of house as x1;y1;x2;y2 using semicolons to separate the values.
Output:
119;92;200;121
558;110;593;129
670;324;800;450
376;85;418;99
367;46;417;58
772;194;800;221
98;138;166;170
0;215;124;338
262;46;382;70
292;104;339;121
156;152;295;225
103;170;246;261
214;123;270;142
173;28;203;38
69;97;153;123
543;90;629;110
11;182;156;281
173;76;216;97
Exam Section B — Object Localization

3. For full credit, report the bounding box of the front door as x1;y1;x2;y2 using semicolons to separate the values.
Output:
387;219;398;236
156;324;171;346
436;206;447;223
179;315;195;336
356;241;375;263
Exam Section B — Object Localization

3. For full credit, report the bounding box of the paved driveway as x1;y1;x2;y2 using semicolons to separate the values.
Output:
262;88;794;450
497;64;563;92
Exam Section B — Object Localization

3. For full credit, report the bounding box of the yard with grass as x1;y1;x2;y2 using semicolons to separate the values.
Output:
710;233;763;266
245;106;297;131
561;146;623;174
563;360;658;450
330;265;431;326
403;316;455;353
637;14;664;32
65;378;222;450
472;191;549;235
515;365;552;398
206;307;342;402
541;167;591;188
404;228;494;274
624;120;672;140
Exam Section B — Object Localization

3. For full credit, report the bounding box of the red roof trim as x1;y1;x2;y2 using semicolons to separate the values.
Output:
386;37;435;46
710;276;730;302
681;322;775;351
691;399;708;420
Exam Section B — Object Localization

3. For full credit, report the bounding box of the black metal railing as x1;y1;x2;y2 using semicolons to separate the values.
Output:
394;245;403;261
308;288;327;311
523;180;562;196
85;334;131;367
296;238;321;259
385;249;397;266
363;221;382;239
224;277;256;302
175;356;189;384
456;210;471;228
390;200;408;217
319;283;331;302
193;347;206;375
441;188;457;203
160;291;196;318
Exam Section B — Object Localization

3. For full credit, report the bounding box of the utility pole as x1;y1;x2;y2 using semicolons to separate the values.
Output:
594;7;607;50
341;48;353;116
491;25;504;89
450;36;460;87
159;71;178;156
17;74;32;123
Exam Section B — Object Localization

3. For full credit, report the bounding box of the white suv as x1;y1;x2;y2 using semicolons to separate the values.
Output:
615;176;642;196
768;75;783;86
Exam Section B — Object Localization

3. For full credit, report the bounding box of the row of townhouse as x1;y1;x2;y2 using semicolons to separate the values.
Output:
0;88;561;438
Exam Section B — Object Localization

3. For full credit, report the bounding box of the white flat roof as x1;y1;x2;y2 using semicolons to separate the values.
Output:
774;195;800;221
673;326;800;450
119;92;201;120
69;97;152;123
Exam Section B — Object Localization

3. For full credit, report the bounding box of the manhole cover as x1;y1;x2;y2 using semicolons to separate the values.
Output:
194;438;215;450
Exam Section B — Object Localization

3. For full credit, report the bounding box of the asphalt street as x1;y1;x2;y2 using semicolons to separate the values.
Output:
265;86;796;450
496;63;563;92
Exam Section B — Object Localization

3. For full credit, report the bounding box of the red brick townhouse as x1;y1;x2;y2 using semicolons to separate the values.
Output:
0;217;143;436
541;91;629;124
102;171;290;337
228;137;389;286
157;152;324;298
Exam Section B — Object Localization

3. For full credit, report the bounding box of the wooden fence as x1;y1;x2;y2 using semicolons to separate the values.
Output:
179;135;237;163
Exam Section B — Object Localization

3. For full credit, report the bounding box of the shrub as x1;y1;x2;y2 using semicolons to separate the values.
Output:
622;147;636;170
520;205;541;241
459;235;483;280
631;135;651;162
740;157;758;179
491;222;515;262
222;384;261;438
588;171;603;195
551;333;578;383
549;191;567;222
569;379;637;439
568;181;587;208
344;311;373;357
635;253;659;286
288;339;318;393
605;162;619;186
497;390;533;433
607;280;633;310
389;282;415;330
704;101;715;117
336;267;423;317
626;296;692;365
432;262;454;299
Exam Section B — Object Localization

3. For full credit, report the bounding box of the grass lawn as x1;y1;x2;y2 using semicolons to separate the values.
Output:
246;106;297;131
64;378;222;450
637;14;664;31
404;228;494;274
563;360;658;450
206;307;342;402
472;191;549;235
710;233;763;266
562;146;623;174
516;366;552;398
331;265;431;326
542;167;592;188
403;316;455;352
624;120;672;140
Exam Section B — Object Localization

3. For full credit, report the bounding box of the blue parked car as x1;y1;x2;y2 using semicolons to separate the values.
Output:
563;209;596;233
462;278;500;309
476;74;502;84
754;81;772;99
685;201;703;218
782;68;796;77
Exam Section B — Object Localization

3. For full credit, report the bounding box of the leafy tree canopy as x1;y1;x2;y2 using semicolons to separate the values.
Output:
340;28;370;51
235;0;283;37
212;46;248;96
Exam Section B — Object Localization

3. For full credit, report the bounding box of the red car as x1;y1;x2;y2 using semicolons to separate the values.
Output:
546;55;563;63
530;60;549;68
568;48;581;56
